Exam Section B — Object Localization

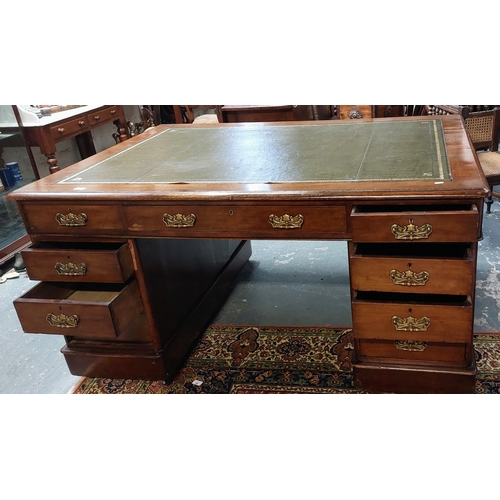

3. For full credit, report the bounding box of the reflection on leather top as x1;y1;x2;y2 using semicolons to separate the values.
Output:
59;120;450;185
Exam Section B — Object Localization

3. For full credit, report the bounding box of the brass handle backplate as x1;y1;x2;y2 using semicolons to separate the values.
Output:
390;264;429;286
46;313;79;328
163;213;197;227
55;209;87;227
392;314;431;332
268;214;304;229
395;340;428;352
391;219;432;240
55;262;87;276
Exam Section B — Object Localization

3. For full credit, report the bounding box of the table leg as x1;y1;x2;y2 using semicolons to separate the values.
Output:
114;119;128;143
46;153;60;175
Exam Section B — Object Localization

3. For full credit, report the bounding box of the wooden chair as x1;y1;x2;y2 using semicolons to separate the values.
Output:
422;105;470;119
464;107;500;213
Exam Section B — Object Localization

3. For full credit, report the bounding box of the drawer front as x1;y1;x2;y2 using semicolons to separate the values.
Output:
21;243;134;283
50;116;89;140
351;205;479;242
21;203;124;235
352;301;473;343
124;204;347;238
14;280;143;339
87;106;119;126
355;338;469;367
350;255;474;295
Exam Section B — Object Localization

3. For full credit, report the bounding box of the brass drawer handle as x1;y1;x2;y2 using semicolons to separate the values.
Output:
57;127;65;134
391;219;432;240
46;313;79;328
55;262;87;276
55;209;87;227
268;214;304;229
389;264;429;286
78;120;85;127
163;213;196;227
94;115;101;121
394;340;428;352
111;109;116;115
392;313;431;332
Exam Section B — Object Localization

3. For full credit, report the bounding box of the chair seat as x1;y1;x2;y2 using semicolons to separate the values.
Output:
478;151;500;176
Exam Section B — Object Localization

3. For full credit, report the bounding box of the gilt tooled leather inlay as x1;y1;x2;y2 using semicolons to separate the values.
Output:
58;120;451;185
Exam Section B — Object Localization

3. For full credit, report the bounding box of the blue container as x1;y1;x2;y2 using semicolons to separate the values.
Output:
0;167;16;188
6;161;23;183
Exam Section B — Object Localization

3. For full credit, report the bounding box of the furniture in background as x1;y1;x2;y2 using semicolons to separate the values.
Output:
465;107;500;213
172;105;222;124
337;105;406;120
15;105;129;174
423;105;470;119
9;115;489;393
173;105;406;124
220;105;333;122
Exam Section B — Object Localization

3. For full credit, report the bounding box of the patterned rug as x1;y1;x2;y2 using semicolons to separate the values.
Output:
71;326;500;394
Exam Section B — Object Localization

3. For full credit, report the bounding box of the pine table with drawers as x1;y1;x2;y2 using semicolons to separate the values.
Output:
8;115;490;393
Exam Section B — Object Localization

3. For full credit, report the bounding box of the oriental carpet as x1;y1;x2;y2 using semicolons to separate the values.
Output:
71;326;500;394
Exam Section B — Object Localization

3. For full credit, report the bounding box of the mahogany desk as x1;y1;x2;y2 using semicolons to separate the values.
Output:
9;115;490;393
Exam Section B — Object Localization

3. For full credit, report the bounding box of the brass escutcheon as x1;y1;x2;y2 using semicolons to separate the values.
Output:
390;265;429;286
163;213;197;227
391;219;432;240
46;313;79;328
54;262;87;276
392;314;431;332
55;209;87;227
268;214;304;229
394;340;428;352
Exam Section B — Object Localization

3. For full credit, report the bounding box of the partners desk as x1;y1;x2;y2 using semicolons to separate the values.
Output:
9;115;490;393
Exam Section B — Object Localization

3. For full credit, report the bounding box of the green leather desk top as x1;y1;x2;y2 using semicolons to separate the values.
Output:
59;119;450;185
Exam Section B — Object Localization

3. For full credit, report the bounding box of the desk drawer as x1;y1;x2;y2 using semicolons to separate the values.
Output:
355;338;469;367
87;106;119;126
14;280;143;340
22;242;134;283
124;204;347;237
50;117;89;140
352;296;473;343
350;243;475;295
21;203;124;235
351;204;479;242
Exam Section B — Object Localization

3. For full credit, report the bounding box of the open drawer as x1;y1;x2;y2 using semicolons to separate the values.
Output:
14;280;143;340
